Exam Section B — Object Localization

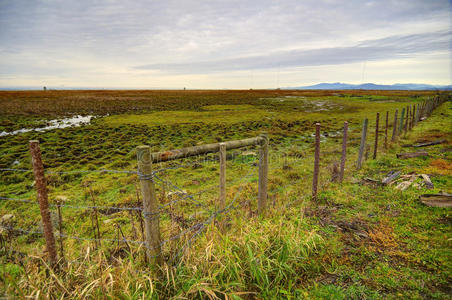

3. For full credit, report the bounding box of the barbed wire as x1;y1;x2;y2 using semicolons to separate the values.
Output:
0;167;137;176
173;168;255;263
0;196;142;212
0;168;32;173
0;225;145;245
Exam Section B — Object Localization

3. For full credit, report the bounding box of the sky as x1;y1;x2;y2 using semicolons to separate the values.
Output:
0;0;451;89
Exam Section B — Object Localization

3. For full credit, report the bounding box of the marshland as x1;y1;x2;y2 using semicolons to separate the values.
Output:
0;90;451;298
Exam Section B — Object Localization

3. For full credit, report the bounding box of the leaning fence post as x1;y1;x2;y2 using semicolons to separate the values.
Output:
339;121;348;183
312;123;321;200
219;143;226;212
373;112;379;159
357;119;368;170
391;109;398;142
29;140;57;266
384;111;388;149
137;145;162;268
258;133;268;215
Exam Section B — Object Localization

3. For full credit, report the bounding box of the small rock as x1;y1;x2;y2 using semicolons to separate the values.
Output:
1;214;14;222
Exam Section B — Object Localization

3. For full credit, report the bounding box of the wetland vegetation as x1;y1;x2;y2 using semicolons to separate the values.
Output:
0;90;451;299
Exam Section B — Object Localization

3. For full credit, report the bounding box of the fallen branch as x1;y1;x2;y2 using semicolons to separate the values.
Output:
396;152;428;159
361;178;381;186
395;175;416;191
420;193;452;208
413;140;446;148
382;171;401;185
420;174;434;189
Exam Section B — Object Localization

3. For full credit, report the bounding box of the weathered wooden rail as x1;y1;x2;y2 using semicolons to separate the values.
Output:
136;134;269;267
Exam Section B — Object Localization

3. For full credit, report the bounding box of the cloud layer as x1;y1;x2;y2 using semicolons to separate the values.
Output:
0;0;450;88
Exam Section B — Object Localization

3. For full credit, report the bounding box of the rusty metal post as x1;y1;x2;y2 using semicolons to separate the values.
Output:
339;121;348;183
373;113;379;159
312;123;320;200
29;140;57;265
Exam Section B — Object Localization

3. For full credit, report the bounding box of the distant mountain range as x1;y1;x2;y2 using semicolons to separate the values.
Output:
285;83;452;90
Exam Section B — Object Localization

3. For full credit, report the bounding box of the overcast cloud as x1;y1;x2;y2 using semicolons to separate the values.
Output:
0;0;450;88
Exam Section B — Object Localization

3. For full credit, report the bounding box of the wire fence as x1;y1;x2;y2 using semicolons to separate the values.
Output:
0;94;448;268
0;151;260;266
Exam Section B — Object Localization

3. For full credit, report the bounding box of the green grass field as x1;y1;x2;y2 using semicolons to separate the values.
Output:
0;90;451;299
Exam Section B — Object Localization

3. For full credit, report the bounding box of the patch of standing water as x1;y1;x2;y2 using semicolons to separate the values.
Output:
0;115;93;137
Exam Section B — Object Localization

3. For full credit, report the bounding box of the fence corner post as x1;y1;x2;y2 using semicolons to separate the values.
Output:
137;145;162;268
29;140;57;266
258;133;268;215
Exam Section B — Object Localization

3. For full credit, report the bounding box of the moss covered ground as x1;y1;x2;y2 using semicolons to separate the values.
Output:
0;90;450;299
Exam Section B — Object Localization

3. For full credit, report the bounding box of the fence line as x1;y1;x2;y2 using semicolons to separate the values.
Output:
0;93;449;270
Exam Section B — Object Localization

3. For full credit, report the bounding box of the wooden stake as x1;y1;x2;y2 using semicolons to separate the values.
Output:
415;104;420;124
56;200;65;261
357;119;368;170
137;145;162;268
29;140;57;266
339;121;348;183
384;111;388;149
312;123;320;199
399;108;405;136
258;133;268;214
373;112;379;159
404;106;409;136
411;105;414;129
219;143;226;211
391;109;398;142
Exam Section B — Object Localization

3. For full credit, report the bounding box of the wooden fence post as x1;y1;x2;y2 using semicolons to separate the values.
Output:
312;123;320;199
384;111;388;149
339;121;348;183
56;200;65;261
415;104;420;124
410;105;415;130
373;113;379;159
399;108;405;136
404;106;409;136
391;109;398;142
258;133;268;215
357;119;368;170
137;145;162;268
29;140;57;266
219;143;226;211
